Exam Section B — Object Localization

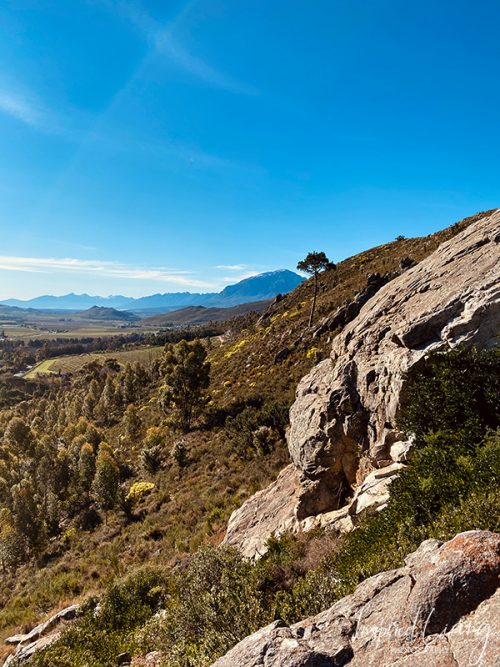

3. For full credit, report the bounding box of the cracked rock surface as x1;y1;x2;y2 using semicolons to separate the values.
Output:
212;531;500;667
223;210;500;559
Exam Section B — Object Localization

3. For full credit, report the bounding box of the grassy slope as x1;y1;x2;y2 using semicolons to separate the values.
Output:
208;209;495;405
0;210;495;660
142;300;271;326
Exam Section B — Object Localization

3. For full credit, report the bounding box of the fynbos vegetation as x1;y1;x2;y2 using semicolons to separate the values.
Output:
0;212;498;666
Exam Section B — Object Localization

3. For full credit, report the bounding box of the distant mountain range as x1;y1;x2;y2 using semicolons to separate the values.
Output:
1;270;304;314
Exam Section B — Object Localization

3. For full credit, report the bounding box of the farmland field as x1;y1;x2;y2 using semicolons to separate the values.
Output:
1;324;45;339
1;322;143;341
24;346;164;378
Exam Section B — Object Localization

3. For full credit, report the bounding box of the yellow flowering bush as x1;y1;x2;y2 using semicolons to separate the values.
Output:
224;338;248;359
126;481;155;503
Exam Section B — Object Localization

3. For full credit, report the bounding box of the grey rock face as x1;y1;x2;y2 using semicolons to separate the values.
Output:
289;209;500;489
212;531;500;667
312;271;394;340
223;210;500;558
222;465;302;558
3;604;82;666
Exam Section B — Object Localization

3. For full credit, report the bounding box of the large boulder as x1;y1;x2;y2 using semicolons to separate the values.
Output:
223;210;500;558
213;530;500;667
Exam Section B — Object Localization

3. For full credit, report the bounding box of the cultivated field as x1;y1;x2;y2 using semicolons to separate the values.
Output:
24;346;164;378
1;322;142;342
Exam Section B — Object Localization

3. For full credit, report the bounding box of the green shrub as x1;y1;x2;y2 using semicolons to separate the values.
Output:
399;347;500;448
137;547;270;666
98;566;166;632
225;399;289;459
33;567;166;667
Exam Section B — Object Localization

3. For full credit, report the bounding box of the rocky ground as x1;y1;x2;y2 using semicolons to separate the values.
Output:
214;530;500;666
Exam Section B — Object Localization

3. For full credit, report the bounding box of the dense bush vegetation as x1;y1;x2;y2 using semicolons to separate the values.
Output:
29;346;499;666
32;567;165;667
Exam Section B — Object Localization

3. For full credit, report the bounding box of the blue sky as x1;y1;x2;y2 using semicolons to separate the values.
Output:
0;0;499;299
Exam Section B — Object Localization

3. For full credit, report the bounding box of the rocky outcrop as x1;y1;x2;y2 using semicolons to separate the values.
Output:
223;465;302;559
312;272;394;340
3;604;81;666
213;530;500;666
223;462;404;558
223;210;500;558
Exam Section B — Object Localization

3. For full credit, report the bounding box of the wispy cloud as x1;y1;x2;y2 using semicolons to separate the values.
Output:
0;2;258;173
0;80;237;171
155;31;258;96
215;264;247;271
0;81;88;140
102;0;258;95
0;256;216;289
0;88;47;130
0;79;237;171
89;126;237;169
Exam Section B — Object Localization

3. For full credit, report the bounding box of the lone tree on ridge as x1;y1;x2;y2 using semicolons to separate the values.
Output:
297;251;336;327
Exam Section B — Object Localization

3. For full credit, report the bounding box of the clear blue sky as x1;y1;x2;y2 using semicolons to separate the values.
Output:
0;0;499;299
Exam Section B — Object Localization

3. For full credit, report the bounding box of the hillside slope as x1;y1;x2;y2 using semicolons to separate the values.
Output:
142;300;270;326
0;210;498;667
74;306;139;322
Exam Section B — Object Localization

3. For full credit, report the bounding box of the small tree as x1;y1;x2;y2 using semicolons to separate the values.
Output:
0;508;25;571
82;380;100;420
140;427;166;474
160;340;210;432
97;375;117;425
124;404;142;441
11;479;45;556
92;447;120;522
171;440;188;469
79;443;96;498
122;363;137;405
141;443;163;475
297;251;335;327
5;417;36;461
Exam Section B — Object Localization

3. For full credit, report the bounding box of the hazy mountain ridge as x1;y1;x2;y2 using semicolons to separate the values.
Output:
142;300;271;326
74;306;140;322
1;270;304;313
